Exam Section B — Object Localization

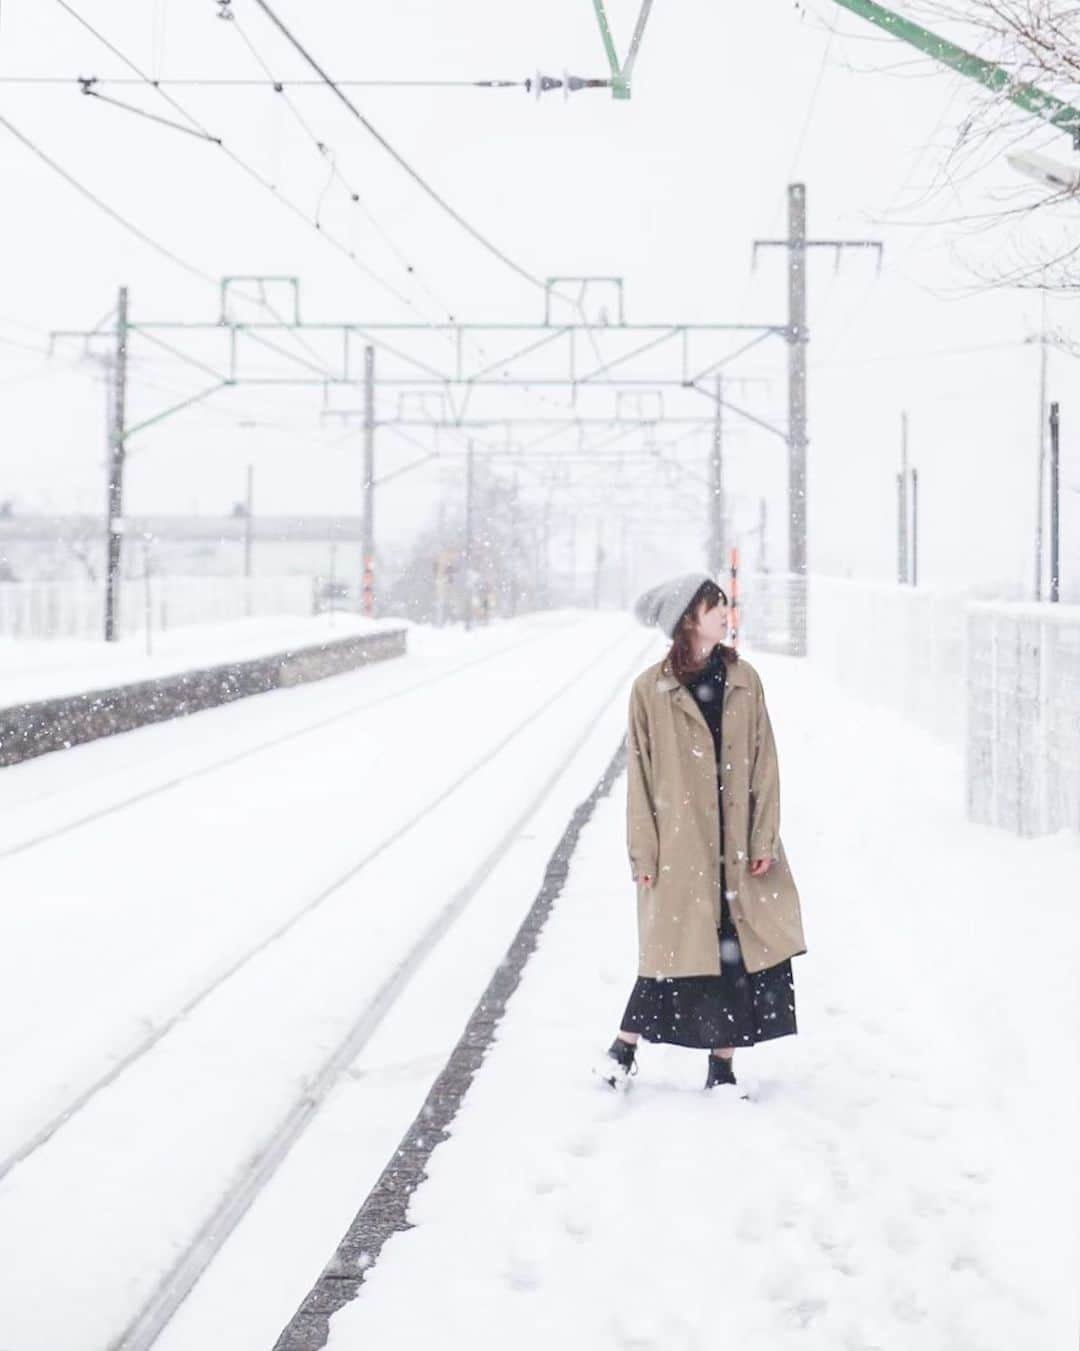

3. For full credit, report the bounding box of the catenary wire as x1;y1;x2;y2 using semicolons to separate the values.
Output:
52;0;434;320
0;111;218;284
0;75;528;89
246;0;548;293
51;0;570;423
227;13;463;322
54;0;618;431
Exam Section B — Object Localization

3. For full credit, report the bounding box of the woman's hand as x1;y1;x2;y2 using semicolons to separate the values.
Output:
749;857;773;878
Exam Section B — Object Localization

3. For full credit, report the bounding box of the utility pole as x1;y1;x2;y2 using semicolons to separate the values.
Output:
708;373;725;577
569;514;578;606
788;184;808;609
1034;292;1049;601
757;498;768;574
593;522;604;609
754;185;882;656
728;546;740;647
104;287;129;642
911;466;919;588
1049;402;1060;603
243;463;254;580
897;411;909;585
362;344;375;617
463;440;476;630
620;512;629;608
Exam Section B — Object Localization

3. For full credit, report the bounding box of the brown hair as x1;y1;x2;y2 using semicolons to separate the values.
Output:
668;579;737;684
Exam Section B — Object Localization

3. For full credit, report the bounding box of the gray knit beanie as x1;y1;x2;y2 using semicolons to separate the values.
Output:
633;572;713;639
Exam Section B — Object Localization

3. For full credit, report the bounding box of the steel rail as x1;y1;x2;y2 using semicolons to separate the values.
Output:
0;621;573;867
107;628;654;1351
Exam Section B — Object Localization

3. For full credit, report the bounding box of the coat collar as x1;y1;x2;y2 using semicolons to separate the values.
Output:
655;651;752;695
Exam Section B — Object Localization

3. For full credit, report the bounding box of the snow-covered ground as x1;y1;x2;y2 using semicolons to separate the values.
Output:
0;613;402;708
1;620;1077;1351
321;651;1080;1351
0;611;655;1351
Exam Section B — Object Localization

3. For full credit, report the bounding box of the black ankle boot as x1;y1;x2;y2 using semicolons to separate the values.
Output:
595;1036;637;1089
705;1052;737;1090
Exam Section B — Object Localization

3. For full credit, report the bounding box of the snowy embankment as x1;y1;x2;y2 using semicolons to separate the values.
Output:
0;611;656;1351
0;612;399;708
319;651;1080;1351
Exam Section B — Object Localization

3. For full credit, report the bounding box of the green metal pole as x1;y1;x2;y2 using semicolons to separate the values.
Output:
590;0;631;99
833;0;1080;145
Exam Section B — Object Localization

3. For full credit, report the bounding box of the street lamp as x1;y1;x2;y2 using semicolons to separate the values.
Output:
1006;150;1080;194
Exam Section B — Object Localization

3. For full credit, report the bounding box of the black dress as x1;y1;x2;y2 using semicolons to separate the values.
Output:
620;645;797;1050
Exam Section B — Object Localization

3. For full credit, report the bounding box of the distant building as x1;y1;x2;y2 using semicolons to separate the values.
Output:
0;514;366;583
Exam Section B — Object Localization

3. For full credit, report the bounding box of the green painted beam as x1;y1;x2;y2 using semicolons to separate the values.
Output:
590;0;633;98
833;0;1080;144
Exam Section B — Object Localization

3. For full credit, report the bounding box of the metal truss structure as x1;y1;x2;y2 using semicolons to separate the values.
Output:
52;193;878;650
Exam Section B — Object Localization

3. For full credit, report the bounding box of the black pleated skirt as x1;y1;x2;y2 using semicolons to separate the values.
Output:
620;893;797;1050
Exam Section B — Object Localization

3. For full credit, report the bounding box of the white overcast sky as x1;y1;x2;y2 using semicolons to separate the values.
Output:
0;0;1076;594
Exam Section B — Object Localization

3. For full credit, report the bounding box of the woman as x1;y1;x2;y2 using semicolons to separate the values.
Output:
598;573;806;1093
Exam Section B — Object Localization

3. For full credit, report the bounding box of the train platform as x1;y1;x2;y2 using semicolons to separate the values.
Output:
0;616;1076;1351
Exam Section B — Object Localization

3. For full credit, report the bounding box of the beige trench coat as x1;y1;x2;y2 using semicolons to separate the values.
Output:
626;653;806;978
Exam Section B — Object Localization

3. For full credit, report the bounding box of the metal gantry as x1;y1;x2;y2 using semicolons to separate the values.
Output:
53;224;862;645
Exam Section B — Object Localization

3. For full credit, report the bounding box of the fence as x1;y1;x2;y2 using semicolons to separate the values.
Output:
966;602;1080;836
0;576;316;641
804;576;968;749
738;572;807;657
778;574;1080;837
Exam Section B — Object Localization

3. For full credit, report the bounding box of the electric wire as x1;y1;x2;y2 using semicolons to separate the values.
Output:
50;1;454;395
0;111;218;284
45;2;624;463
51;0;430;321
246;0;547;293
79;85;221;143
0;76;529;89
788;12;839;179
51;0;567;424
227;13;463;324
52;0;614;432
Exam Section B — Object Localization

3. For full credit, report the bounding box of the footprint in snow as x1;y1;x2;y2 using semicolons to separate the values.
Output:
503;1247;542;1293
609;1311;659;1350
735;1207;766;1242
908;1184;947;1218
561;1205;591;1239
949;1247;987;1278
891;1285;929;1324
564;1131;597;1159
901;1109;946;1142
787;1295;829;1329
883;1214;921;1255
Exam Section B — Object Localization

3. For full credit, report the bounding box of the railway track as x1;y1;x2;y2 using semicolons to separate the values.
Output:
0;627;649;1351
0;617;601;1185
100;630;648;1351
0;617;579;861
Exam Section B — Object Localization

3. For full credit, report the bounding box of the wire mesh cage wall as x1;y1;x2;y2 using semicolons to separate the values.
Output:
739;572;807;657
804;576;968;748
967;603;1080;836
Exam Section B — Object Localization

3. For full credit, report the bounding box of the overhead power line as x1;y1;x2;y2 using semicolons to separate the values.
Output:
243;0;548;292
0;111;216;283
52;0;428;319
0;75;528;89
78;82;222;144
226;14;461;322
